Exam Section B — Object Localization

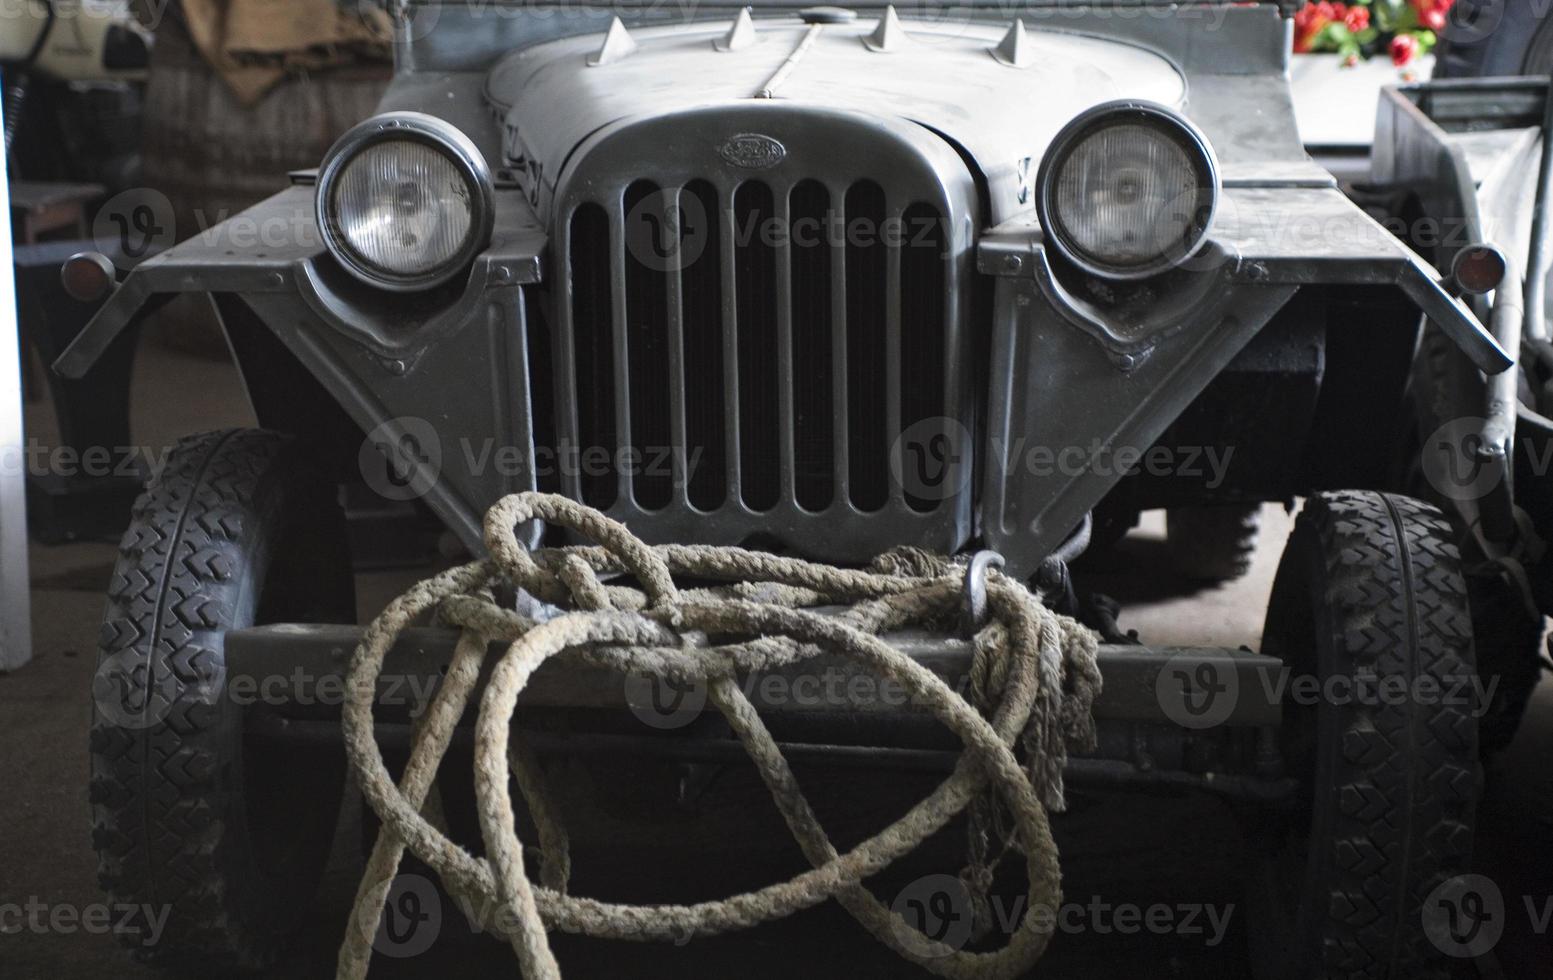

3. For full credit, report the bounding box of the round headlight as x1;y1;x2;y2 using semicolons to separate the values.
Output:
316;112;494;291
1036;101;1219;281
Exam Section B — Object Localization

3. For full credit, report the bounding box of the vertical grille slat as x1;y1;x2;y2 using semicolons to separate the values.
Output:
663;185;689;507
790;180;834;512
568;202;616;509
884;205;903;507
775;185;796;503
623;181;673;510
524;291;559;495
829;181;850;504
734;181;781;513
682;180;727;511
844;180;889;513
901;202;948;513
719;184;743;504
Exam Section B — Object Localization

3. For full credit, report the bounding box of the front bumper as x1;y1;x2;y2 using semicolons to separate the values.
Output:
227;622;1295;801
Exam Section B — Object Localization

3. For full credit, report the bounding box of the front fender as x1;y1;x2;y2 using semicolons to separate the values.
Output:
53;184;550;554
976;183;1508;572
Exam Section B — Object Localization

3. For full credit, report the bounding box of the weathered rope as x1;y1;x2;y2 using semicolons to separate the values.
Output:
337;492;1101;979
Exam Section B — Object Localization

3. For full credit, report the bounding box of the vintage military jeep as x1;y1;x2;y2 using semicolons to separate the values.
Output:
60;0;1553;976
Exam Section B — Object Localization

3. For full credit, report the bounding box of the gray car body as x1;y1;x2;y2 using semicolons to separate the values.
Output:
56;1;1511;578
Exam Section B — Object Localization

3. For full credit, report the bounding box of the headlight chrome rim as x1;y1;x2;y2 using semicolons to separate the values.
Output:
315;111;495;292
1035;100;1220;282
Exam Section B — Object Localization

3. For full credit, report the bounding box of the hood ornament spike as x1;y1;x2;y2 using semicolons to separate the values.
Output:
715;7;758;52
588;17;639;67
992;19;1036;69
863;5;905;52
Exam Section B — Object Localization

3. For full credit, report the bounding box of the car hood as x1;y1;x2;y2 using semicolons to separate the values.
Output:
485;14;1187;220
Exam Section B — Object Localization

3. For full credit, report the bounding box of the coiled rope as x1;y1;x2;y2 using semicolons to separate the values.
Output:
337;492;1101;979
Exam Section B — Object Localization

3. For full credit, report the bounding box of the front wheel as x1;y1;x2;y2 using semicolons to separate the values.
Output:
1248;491;1480;980
1166;503;1263;583
89;429;355;971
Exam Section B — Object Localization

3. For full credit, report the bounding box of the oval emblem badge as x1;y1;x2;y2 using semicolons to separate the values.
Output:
719;133;787;170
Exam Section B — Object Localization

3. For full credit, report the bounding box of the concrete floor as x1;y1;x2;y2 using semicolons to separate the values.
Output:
3;339;1550;978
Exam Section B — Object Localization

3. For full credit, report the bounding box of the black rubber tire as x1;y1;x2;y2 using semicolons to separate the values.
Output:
1403;326;1545;756
1165;503;1263;583
1249;491;1479;980
1434;0;1553;78
89;429;355;971
1466;565;1546;754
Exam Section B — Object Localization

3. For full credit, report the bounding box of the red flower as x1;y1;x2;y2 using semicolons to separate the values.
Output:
1391;33;1419;65
1413;0;1455;30
1343;5;1370;30
1294;1;1331;52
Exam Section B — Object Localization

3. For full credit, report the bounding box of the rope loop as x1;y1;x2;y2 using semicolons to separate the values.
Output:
339;493;1101;980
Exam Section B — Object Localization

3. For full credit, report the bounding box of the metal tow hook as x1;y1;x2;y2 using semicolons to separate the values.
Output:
960;551;1005;638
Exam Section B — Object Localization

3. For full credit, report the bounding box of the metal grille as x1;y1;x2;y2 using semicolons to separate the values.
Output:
543;108;975;561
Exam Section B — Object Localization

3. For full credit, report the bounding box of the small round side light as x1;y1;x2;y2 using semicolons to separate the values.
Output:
1451;243;1508;296
61;252;117;303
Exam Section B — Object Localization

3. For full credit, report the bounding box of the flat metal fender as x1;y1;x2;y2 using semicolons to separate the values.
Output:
51;184;550;555
977;184;1510;573
52;184;547;380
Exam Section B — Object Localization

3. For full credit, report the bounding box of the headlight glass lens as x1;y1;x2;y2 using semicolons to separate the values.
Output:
1042;109;1217;278
331;140;474;278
